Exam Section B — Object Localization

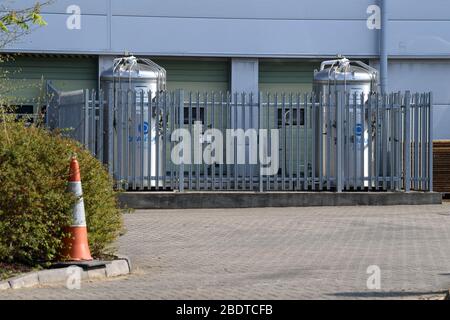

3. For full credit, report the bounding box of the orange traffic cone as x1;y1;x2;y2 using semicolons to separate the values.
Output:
62;156;93;261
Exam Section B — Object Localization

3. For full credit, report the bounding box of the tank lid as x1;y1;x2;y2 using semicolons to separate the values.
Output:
313;57;378;83
100;69;160;80
314;66;375;83
100;56;167;90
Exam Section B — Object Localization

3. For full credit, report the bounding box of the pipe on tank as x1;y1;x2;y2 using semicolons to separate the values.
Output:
380;0;388;94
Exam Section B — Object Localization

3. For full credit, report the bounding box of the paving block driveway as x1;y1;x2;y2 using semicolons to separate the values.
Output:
1;204;450;300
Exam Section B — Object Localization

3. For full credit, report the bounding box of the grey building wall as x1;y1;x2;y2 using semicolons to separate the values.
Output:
4;0;450;58
371;59;450;140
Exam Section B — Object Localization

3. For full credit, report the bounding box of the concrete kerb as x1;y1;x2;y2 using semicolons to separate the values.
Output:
105;260;130;277
116;255;133;272
8;272;39;290
0;258;131;291
119;191;443;210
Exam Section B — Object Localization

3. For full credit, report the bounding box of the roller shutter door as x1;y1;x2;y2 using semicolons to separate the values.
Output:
259;60;318;94
0;54;98;110
152;58;230;93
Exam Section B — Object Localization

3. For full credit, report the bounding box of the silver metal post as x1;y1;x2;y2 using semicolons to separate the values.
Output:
131;91;137;190
155;91;160;189
107;89;114;177
336;91;343;192
304;93;309;190
428;92;433;192
404;91;411;192
140;91;145;189
326;93;331;191
179;90;185;192
148;91;152;189
368;94;373;190
413;93;420;191
259;92;263;192
311;93;316;191
90;90;96;155
189;92;193;190
289;93;294;191
318;94;323;190
98;90;104;164
84;90;89;149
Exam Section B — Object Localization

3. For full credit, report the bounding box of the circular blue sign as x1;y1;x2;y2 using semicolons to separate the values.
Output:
355;124;363;136
138;121;149;135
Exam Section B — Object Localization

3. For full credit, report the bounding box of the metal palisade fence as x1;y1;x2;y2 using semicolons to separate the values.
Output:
48;88;433;192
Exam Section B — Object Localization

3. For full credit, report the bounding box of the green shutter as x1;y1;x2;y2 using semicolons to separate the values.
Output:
0;55;98;107
152;58;230;93
259;60;319;94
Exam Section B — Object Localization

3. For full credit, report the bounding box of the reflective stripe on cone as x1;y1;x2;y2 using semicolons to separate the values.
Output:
62;156;92;261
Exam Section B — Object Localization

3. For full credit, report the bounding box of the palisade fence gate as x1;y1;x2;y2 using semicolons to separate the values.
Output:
47;88;433;192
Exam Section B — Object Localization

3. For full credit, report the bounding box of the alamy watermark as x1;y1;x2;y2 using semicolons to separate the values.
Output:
171;122;280;176
367;5;381;30
366;265;381;290
66;266;82;290
66;5;81;30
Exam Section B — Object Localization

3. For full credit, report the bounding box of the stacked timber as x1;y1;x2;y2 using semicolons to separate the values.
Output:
434;140;450;194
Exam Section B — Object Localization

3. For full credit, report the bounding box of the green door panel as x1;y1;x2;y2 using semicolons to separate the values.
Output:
259;60;319;94
0;55;98;108
152;58;230;93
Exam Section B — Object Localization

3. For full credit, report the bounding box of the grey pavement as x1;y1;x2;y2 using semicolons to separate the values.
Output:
1;204;450;300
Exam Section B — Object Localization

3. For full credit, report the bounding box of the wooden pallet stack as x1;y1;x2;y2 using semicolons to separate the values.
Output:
433;140;450;194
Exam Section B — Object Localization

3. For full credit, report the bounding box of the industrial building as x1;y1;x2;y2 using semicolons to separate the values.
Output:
1;0;448;140
0;0;446;195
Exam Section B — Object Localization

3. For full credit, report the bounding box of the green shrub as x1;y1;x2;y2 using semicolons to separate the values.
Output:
0;120;123;265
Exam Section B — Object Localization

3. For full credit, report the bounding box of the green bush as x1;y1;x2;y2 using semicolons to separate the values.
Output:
0;120;123;265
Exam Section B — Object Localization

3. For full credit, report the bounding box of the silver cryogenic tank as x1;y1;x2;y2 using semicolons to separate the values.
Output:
313;57;378;187
101;56;167;188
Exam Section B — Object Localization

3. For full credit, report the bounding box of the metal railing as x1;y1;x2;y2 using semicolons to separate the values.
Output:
51;89;433;192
